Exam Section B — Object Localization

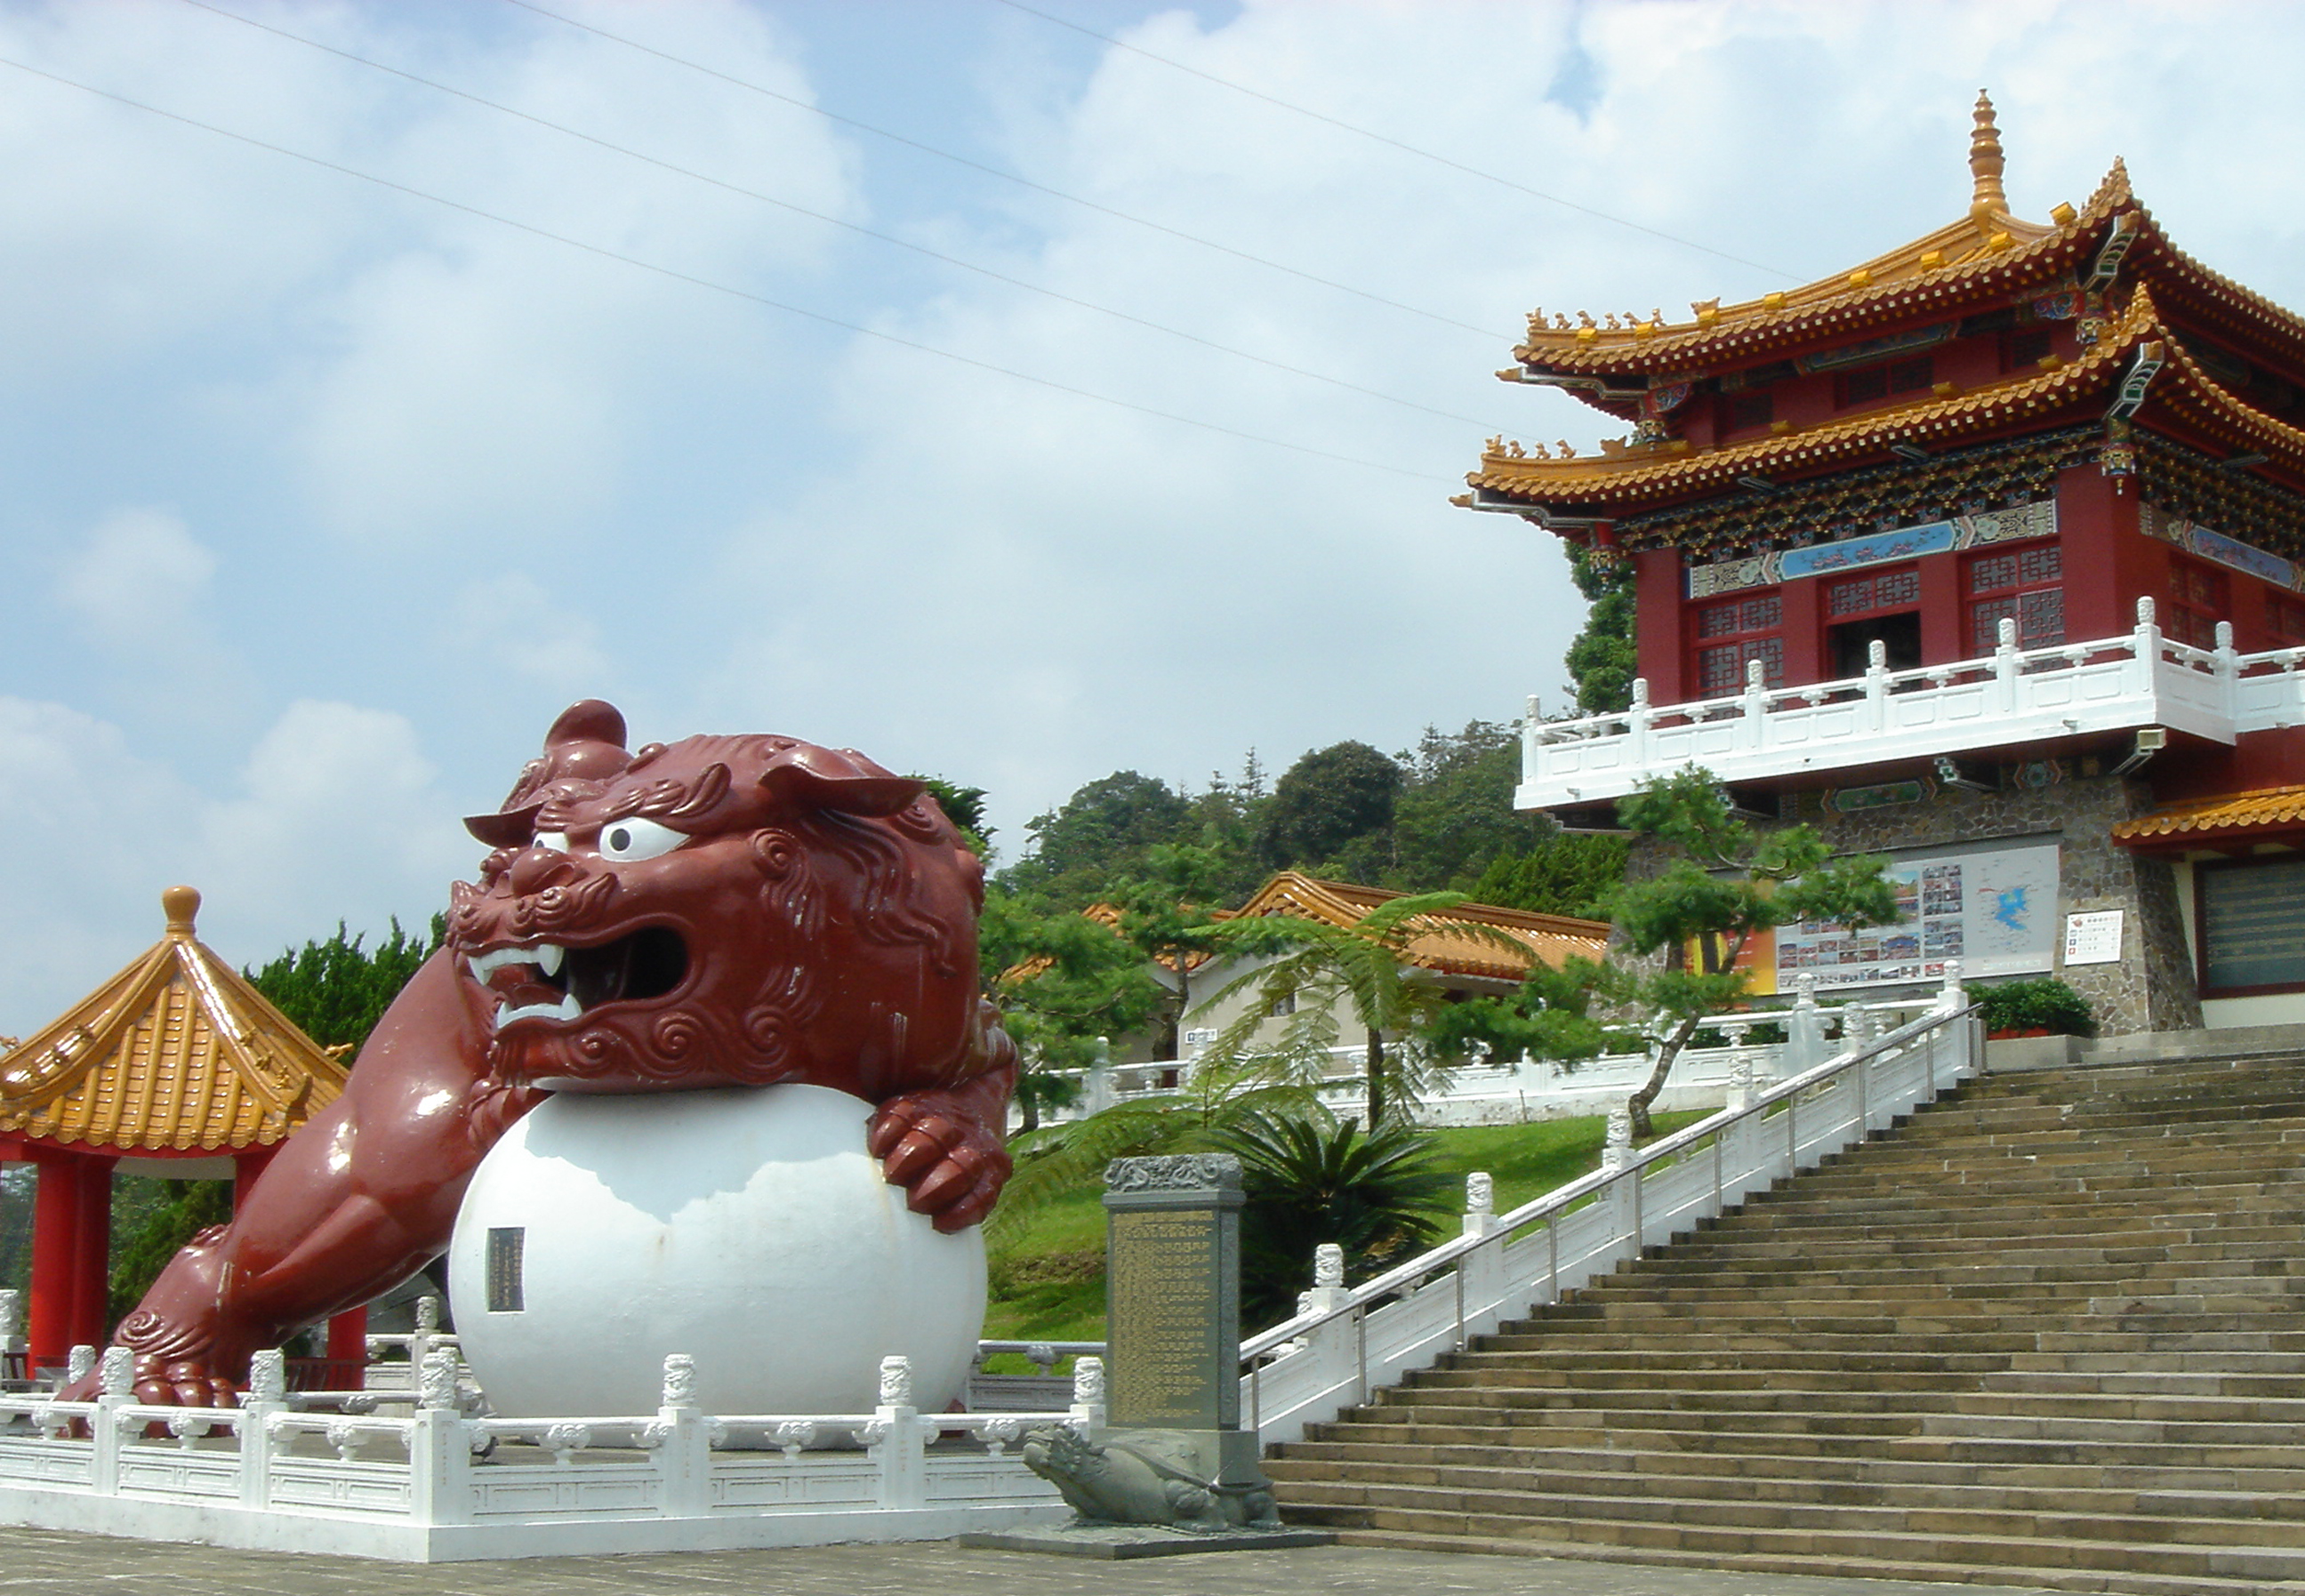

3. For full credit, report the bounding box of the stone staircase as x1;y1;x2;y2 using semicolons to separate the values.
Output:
1268;1053;2305;1594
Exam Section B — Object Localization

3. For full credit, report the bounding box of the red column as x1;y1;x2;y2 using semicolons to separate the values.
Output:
1781;574;1824;685
232;1146;279;1214
25;1152;81;1375
68;1155;116;1351
325;1306;370;1389
1635;549;1683;701
2057;463;2148;642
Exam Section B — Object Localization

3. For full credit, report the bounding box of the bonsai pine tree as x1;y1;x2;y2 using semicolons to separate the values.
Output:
1608;769;1900;1137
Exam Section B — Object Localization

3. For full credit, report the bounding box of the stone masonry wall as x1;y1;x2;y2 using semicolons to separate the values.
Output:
1618;767;2199;1038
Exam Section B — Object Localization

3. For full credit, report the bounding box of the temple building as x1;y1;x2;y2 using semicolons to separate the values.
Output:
1460;95;2305;1036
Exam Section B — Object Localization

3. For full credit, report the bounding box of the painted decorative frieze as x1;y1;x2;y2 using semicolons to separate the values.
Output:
1687;501;2057;598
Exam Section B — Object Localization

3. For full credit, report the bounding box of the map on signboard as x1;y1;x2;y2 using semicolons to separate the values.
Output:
1774;838;2060;991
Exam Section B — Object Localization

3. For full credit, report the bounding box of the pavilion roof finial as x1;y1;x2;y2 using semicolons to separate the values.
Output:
1970;89;2008;221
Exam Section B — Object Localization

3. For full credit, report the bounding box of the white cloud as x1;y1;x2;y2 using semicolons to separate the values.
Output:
52;507;217;649
0;697;470;1033
445;573;614;692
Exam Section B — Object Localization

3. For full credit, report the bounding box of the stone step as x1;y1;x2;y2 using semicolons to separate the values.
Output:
1281;1493;2305;1586
1307;1416;2305;1472
1272;1474;2305;1551
1269;1438;2305;1496
1320;1524;2295;1596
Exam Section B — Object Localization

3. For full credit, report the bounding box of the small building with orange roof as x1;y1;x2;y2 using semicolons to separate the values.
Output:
0;886;349;1379
1180;871;1610;1068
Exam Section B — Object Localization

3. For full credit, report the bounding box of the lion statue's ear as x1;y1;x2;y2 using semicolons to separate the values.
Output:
758;745;925;817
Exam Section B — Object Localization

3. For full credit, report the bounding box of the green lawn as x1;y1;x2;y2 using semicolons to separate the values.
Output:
982;1107;1707;1343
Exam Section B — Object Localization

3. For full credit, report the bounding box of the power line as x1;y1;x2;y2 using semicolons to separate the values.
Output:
0;53;1450;485
173;0;1514;432
994;0;1798;283
497;0;1504;340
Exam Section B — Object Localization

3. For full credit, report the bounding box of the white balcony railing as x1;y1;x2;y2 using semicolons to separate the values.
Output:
1520;599;2305;812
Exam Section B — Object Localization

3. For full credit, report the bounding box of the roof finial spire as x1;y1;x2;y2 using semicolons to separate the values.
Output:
162;884;200;938
1970;89;2007;221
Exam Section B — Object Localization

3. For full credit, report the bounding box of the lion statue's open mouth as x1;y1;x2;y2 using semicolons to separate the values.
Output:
465;926;691;1030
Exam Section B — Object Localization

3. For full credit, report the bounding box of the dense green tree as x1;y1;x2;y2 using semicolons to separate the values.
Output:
1424;955;1618;1071
1608;769;1899;1136
1388;722;1538;891
916;777;992;857
1563;545;1637;714
1106;845;1233;1057
1000;771;1194;905
980;888;1165;1133
1261;741;1401;870
1467;830;1631;919
1210;1109;1456;1329
245;918;441;1057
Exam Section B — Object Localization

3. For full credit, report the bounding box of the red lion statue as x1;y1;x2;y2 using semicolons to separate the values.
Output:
100;702;1016;1406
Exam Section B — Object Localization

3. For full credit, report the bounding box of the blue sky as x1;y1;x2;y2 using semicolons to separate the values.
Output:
4;0;2302;1029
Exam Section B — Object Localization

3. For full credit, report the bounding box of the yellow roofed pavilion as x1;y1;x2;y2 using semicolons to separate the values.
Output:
0;886;348;1153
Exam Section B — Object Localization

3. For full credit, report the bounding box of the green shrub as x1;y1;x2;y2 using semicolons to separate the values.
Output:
1975;976;2096;1038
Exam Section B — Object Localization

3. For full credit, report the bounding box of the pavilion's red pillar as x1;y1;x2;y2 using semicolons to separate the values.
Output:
232;1146;279;1215
68;1154;116;1351
325;1307;369;1386
25;1151;80;1375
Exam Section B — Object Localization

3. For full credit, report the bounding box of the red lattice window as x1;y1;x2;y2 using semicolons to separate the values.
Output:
2168;557;2229;649
1837;357;1936;408
1724;390;1773;432
1826;567;1922;617
1694;592;1784;694
2271;591;2305;644
1967;542;2064;652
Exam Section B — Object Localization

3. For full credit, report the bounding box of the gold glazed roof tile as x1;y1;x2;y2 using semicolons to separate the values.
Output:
0;886;349;1152
1474;285;2164;507
2111;785;2305;846
1470;285;2305;512
1510;158;2113;379
1231;871;1610;984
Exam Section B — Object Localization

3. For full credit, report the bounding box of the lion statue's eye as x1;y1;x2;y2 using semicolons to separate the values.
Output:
597;817;689;862
534;831;571;854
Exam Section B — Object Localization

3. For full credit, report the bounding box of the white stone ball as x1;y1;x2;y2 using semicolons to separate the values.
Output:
446;1082;986;1419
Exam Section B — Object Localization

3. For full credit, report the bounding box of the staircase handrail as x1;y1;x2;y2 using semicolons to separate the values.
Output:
1237;995;1981;1441
1241;1000;1973;1360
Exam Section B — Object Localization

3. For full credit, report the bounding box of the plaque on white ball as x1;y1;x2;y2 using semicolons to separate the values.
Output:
446;1083;985;1419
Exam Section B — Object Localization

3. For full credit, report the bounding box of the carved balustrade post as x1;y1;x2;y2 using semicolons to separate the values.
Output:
92;1346;133;1496
1522;694;1542;789
237;1349;287;1510
1995;615;2021;714
870;1354;927;1511
2131;597;2163;699
1068;1355;1106;1435
406;1348;474;1528
1788;974;1825;1076
1864;638;1889;734
1457;1174;1505;1337
2215;619;2241;718
1627;678;1652;762
1741;658;1769;750
644;1352;710;1519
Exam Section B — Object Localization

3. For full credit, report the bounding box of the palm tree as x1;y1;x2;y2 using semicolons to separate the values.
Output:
1195;890;1524;1127
1209;1107;1456;1329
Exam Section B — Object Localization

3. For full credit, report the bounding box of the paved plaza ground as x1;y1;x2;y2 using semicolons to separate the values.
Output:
0;1526;2060;1596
